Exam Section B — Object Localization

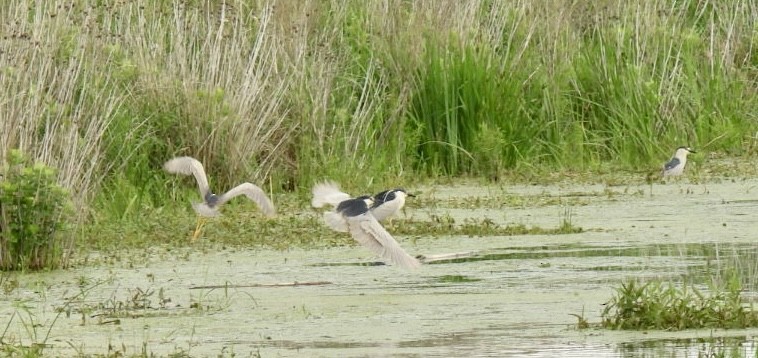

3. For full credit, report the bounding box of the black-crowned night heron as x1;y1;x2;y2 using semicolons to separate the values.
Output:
312;181;421;269
164;156;276;240
662;146;696;177
312;182;414;223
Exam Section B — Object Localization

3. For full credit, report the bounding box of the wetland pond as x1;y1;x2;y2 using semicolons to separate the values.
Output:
3;180;758;357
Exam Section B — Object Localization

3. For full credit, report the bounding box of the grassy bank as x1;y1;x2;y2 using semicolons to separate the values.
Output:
1;0;756;246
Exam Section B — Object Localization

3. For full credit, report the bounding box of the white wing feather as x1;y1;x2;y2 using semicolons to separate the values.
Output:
163;157;210;197
347;214;421;269
312;181;352;208
219;183;276;217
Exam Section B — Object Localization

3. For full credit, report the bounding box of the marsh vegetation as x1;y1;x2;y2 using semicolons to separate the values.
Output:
1;181;758;357
2;0;755;224
1;0;758;356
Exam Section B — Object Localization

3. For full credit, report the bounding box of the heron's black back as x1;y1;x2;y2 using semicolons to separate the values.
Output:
664;157;681;171
337;196;370;217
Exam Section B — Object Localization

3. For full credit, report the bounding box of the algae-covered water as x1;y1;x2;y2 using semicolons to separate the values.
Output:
2;179;758;357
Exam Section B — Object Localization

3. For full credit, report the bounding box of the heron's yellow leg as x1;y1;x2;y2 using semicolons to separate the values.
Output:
192;217;207;241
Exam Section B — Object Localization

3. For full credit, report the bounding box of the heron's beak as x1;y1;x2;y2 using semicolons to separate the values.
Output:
406;193;416;198
688;149;697;153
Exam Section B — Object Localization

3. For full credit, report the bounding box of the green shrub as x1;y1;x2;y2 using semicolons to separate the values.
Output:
601;277;758;330
0;150;73;270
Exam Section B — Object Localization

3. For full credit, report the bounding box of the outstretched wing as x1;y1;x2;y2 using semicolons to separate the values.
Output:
312;181;352;208
347;214;421;269
164;156;211;197
219;183;276;217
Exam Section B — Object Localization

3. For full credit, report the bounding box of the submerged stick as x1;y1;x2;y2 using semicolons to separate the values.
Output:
189;281;333;290
416;251;477;263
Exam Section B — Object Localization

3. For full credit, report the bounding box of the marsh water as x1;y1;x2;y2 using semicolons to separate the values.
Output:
3;179;758;357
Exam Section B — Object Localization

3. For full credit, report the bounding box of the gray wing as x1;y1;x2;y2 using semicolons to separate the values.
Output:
347;214;421;269
663;157;680;171
311;181;352;208
164;156;210;197
218;183;276;217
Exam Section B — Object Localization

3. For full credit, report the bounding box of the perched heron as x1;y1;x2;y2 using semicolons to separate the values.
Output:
312;181;421;269
164;156;276;240
662;146;696;177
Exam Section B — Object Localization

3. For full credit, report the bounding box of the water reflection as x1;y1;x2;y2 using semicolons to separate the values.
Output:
617;336;758;358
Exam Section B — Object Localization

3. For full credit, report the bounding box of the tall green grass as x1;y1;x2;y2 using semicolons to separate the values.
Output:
1;0;756;231
408;0;757;175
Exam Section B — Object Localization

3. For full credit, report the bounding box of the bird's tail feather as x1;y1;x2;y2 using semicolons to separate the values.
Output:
312;181;351;208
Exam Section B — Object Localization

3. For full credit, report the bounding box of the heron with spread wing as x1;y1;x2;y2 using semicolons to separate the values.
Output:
312;181;421;269
164;156;276;240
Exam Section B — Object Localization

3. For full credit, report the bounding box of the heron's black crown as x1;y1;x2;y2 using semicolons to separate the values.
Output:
372;189;406;206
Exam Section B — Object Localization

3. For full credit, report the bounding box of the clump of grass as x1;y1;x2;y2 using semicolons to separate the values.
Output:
471;122;508;181
569;307;591;330
393;215;583;237
77;200;354;252
75;203;583;254
409;192;594;209
558;206;579;234
1;300;63;357
0;150;73;270
601;276;758;330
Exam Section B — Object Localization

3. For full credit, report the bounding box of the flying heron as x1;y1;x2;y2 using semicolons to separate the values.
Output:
312;181;421;269
312;181;414;223
662;146;696;178
164;156;276;240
